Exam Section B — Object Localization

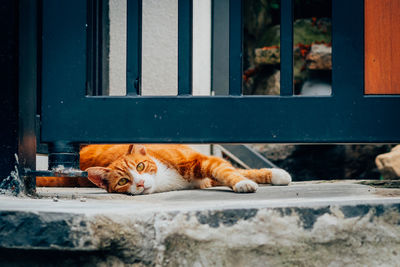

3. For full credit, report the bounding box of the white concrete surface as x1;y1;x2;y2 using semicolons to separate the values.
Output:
27;181;400;213
0;182;398;216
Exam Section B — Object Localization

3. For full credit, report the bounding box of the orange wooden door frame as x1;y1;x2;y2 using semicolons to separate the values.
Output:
365;0;400;94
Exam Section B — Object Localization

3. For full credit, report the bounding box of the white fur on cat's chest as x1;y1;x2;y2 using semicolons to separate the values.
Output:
151;158;192;192
130;158;191;194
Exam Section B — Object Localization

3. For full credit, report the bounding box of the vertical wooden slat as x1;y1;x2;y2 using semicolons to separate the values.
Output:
365;0;400;94
332;0;364;99
178;0;193;95
229;0;242;96
280;0;294;96
126;0;142;95
211;0;229;95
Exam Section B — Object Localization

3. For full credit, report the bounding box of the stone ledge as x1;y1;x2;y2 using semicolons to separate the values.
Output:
1;182;400;266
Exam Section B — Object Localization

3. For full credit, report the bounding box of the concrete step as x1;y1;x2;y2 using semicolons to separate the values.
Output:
1;181;400;266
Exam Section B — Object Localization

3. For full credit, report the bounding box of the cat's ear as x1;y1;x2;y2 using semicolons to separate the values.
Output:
137;145;146;155
127;144;135;155
127;144;146;156
86;167;111;189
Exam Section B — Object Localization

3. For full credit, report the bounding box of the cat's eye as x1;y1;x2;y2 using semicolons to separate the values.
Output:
118;178;129;186
136;162;145;172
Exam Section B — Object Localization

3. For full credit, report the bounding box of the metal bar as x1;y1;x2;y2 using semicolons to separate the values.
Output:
178;0;193;95
280;0;294;96
48;142;80;170
100;0;110;96
87;0;97;96
36;0;48;155
126;0;142;95
211;0;229;95
332;0;364;99
18;0;38;194
87;0;109;96
41;95;400;143
28;170;88;178
228;0;242;96
218;145;277;169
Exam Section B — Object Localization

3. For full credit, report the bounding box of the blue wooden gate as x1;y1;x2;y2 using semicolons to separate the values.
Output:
5;0;398;193
40;0;400;147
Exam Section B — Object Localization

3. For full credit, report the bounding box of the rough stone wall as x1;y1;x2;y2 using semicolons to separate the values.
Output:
2;204;400;266
90;205;400;266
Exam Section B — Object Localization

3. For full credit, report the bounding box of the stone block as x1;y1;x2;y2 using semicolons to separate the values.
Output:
254;46;280;65
306;44;332;70
376;145;400;179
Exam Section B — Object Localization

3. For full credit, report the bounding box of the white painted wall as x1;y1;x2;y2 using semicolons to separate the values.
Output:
142;0;178;95
109;0;211;97
192;0;211;96
109;0;127;96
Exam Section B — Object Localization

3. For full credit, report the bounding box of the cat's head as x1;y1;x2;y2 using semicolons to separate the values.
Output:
86;145;157;194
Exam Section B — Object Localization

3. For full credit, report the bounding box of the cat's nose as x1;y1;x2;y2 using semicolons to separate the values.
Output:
136;180;145;187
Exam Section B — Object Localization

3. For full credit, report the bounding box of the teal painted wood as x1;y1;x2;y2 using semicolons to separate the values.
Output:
126;0;142;95
178;0;193;95
211;0;229;96
40;0;400;144
280;0;294;96
228;0;242;96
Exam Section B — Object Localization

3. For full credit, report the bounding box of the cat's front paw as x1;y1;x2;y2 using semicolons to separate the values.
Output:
271;168;292;185
233;180;258;193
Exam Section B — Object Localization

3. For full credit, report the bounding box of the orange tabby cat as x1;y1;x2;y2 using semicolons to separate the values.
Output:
36;144;291;194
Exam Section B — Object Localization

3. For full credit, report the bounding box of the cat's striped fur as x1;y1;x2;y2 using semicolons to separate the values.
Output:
36;144;291;194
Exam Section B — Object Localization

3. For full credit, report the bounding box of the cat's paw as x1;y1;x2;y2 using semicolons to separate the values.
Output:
233;180;258;193
271;168;292;185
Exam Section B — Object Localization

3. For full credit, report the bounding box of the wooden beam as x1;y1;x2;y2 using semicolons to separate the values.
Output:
365;0;400;94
